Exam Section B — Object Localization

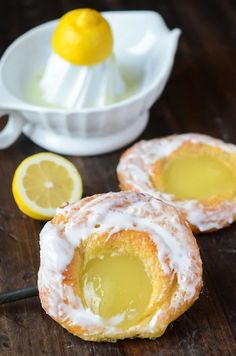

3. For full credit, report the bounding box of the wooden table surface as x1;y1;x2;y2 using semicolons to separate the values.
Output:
0;1;236;355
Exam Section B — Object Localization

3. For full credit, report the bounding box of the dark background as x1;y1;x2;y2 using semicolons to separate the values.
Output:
0;1;236;355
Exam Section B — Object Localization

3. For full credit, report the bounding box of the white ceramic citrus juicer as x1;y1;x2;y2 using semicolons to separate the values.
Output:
0;9;181;156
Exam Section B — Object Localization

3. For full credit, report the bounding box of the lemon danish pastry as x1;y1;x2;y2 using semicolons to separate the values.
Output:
38;191;202;341
117;133;236;233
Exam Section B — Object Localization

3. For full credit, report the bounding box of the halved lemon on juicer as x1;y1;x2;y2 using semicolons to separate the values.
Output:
39;8;126;110
117;133;236;233
52;8;113;66
12;152;83;220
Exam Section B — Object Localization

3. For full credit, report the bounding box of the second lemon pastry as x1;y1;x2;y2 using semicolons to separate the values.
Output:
117;133;236;233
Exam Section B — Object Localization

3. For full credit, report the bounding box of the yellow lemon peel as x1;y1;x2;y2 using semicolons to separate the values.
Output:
52;9;113;65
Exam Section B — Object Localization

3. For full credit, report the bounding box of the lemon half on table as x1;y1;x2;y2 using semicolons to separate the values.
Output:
12;153;83;220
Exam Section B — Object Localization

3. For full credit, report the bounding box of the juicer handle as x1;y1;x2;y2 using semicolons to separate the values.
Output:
0;111;26;149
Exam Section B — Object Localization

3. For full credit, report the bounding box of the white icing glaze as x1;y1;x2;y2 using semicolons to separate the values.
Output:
38;191;202;336
117;133;236;232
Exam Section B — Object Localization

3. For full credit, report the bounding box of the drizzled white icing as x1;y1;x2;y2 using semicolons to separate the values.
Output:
38;191;202;336
117;133;236;232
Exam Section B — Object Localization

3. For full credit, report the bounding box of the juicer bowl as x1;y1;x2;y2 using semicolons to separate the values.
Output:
0;11;181;155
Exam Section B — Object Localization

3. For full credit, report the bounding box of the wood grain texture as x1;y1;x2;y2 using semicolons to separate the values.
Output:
0;0;236;355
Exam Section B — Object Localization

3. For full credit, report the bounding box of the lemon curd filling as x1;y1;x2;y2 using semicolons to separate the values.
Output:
152;144;236;201
81;253;152;328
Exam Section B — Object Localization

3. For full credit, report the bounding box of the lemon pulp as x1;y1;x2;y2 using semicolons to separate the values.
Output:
81;254;152;327
158;153;236;200
23;160;74;208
